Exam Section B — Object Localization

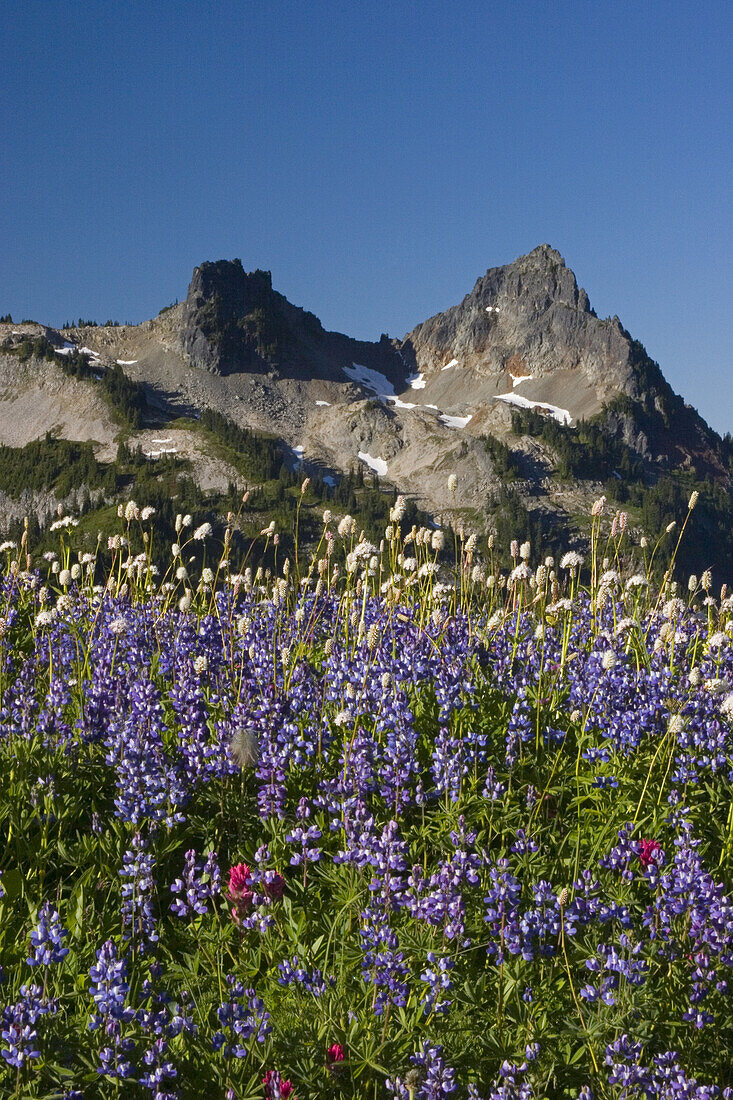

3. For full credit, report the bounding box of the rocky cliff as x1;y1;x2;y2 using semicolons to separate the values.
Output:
179;259;402;386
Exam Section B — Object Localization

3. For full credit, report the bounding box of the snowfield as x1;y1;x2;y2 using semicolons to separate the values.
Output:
357;451;388;476
494;391;572;425
439;413;473;429
343;363;395;398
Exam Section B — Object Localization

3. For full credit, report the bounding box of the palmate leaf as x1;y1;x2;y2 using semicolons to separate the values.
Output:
1;866;23;899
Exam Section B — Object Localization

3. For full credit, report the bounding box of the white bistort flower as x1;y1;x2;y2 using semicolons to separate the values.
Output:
50;516;77;531
390;496;406;522
626;574;648;589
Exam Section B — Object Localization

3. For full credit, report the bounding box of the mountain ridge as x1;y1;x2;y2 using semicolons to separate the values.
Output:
1;245;732;577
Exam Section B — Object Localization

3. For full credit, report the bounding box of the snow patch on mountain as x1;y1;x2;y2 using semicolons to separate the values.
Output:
494;392;572;425
358;451;388;476
439;413;473;429
343;363;395;398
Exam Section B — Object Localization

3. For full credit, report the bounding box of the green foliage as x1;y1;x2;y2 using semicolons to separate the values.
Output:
238;305;290;360
0;434;105;497
510;406;733;585
100;363;147;428
5;335;58;363
627;474;733;579
198;409;281;480
510;408;645;484
483;434;523;479
1;504;732;1095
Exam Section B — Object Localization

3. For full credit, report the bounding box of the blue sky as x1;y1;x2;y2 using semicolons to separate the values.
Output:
2;1;731;431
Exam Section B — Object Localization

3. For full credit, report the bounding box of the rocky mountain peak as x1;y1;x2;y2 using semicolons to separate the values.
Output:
397;245;623;414
179;260;282;375
469;244;591;318
178;258;401;385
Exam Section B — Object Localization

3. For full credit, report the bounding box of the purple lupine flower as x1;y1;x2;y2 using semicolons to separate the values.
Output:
1;984;54;1069
170;848;220;918
277;956;334;996
27;901;69;966
419;953;454;1014
88;940;134;1029
107;678;187;827
119;833;158;951
359;904;409;1016
169;657;219;784
605;1034;720;1098
212;975;271;1057
484;858;522;963
138;1035;178;1095
285;823;322;867
386;1039;457;1098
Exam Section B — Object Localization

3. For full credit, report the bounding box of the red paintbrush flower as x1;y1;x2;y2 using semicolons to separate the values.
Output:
638;839;662;870
227;862;254;921
326;1042;345;1065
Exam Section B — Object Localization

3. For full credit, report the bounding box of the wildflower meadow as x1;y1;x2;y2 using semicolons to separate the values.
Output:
1;487;732;1098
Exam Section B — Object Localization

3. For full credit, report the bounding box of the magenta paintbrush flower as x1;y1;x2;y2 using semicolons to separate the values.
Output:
638;839;662;870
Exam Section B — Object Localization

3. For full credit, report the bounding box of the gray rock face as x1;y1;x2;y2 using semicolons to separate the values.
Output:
398;244;637;408
179;259;402;385
179;260;277;375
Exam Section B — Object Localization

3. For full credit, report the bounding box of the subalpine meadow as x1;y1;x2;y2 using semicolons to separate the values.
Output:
0;487;731;1099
